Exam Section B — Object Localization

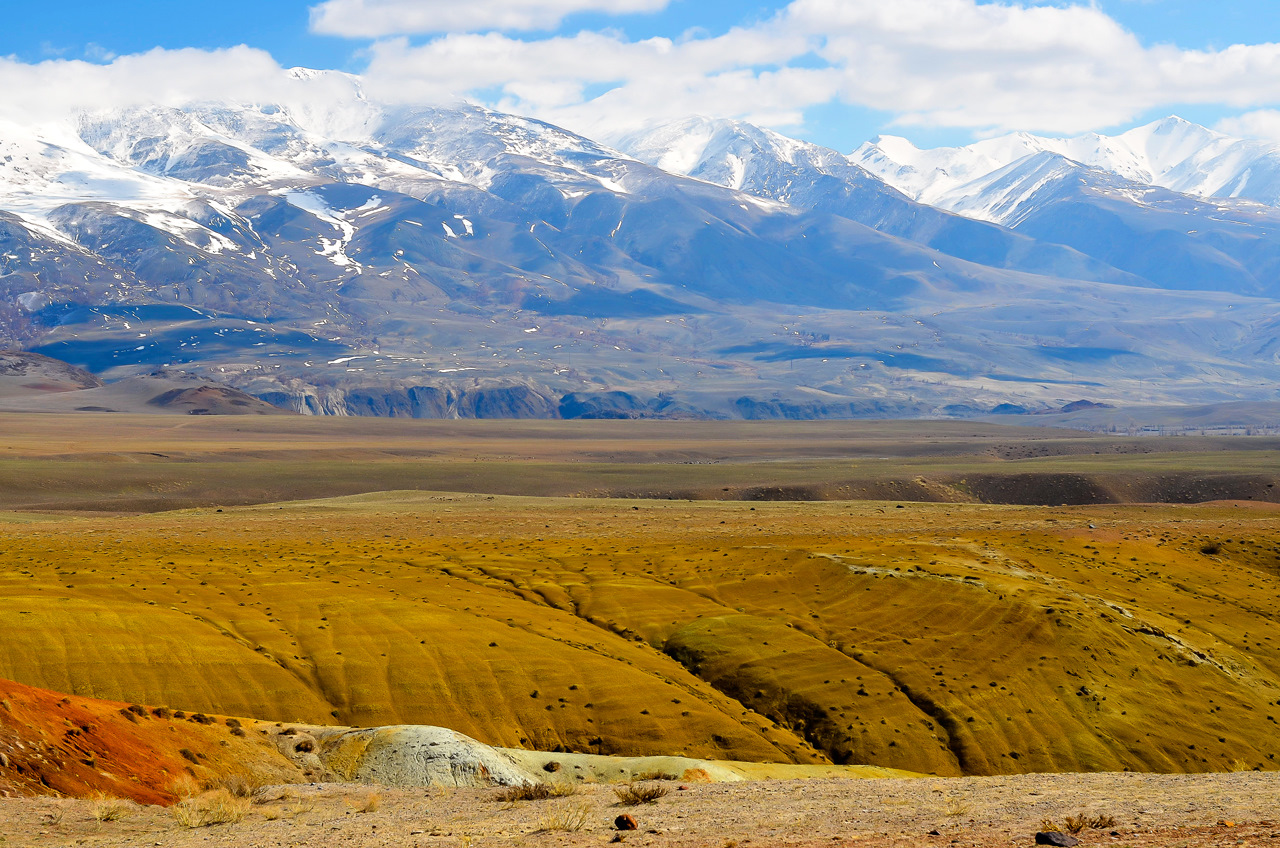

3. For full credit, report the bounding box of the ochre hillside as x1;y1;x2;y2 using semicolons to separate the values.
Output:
2;494;1279;776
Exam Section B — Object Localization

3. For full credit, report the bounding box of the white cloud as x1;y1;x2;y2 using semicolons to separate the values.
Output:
358;0;1280;142
4;0;1280;152
309;0;671;37
1217;110;1280;143
0;48;379;139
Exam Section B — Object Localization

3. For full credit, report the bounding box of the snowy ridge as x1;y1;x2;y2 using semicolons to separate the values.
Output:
615;116;879;203
852;116;1280;212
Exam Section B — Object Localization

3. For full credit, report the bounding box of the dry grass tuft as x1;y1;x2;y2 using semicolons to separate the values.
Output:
89;795;132;823
944;797;970;818
635;771;679;781
1044;813;1117;835
287;798;316;817
535;801;593;832
613;782;669;805
495;783;581;802
170;789;252;828
351;791;382;813
219;773;268;799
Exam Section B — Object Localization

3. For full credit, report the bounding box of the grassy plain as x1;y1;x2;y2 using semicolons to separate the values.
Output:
0;414;1278;511
2;479;1280;777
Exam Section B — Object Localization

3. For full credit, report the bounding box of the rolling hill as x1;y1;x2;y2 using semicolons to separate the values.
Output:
3;487;1280;777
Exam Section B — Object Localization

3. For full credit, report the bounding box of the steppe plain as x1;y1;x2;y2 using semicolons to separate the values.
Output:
1;414;1280;846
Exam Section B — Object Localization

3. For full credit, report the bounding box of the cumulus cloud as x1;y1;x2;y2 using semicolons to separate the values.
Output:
5;0;1280;150
358;0;1280;142
309;0;671;37
0;48;378;139
360;26;825;136
1217;110;1280;142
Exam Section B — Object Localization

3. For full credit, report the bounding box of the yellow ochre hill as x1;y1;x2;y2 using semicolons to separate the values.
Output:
3;486;1280;778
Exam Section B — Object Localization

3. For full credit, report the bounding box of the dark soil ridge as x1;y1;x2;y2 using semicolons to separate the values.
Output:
615;471;1280;506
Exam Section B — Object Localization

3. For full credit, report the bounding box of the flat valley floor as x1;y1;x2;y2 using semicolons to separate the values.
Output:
2;771;1279;848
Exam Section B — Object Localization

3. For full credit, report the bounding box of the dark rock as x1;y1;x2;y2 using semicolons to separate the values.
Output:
1059;399;1115;413
1035;833;1079;846
543;761;561;773
454;386;559;419
615;814;638;831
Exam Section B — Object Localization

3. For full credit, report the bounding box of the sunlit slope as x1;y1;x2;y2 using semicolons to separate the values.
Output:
0;677;303;804
2;495;1279;775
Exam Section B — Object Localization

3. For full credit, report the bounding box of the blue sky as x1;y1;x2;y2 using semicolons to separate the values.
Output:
4;1;1280;150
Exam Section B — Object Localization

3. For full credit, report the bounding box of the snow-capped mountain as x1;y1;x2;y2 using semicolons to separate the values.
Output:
624;116;1280;299
852;116;1280;211
2;85;1279;418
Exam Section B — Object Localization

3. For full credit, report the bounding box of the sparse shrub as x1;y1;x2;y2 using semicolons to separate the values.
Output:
613;782;668;805
152;707;173;719
293;738;315;753
1201;542;1222;555
495;783;580;802
535;801;592;832
89;795;132;822
230;726;246;737
179;748;200;764
170;789;251;828
944;797;970;817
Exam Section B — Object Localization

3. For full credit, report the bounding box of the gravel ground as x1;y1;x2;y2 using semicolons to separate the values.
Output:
2;772;1278;848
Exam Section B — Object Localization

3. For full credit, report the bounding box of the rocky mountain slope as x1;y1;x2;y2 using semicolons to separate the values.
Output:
0;82;1277;418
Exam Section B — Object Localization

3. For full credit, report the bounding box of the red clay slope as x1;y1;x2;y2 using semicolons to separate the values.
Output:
0;677;300;804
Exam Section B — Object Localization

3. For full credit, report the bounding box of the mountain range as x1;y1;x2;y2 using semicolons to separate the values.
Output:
1;73;1277;419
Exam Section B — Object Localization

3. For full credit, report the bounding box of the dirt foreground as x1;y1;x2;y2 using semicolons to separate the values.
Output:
2;771;1277;848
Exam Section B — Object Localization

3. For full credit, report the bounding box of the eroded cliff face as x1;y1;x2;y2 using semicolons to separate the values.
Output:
253;382;562;419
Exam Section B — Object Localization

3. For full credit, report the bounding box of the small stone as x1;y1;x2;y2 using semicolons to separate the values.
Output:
928;830;941;836
615;814;639;831
1035;833;1079;847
